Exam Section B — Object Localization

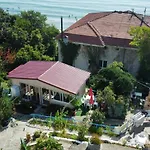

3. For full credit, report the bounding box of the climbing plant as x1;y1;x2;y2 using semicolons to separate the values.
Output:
60;40;80;66
82;45;105;73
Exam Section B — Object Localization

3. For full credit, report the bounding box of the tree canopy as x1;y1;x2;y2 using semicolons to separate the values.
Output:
89;61;135;96
129;26;150;82
0;8;59;71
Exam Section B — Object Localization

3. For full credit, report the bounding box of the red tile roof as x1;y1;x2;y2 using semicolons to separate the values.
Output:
8;61;56;79
7;61;90;94
58;11;150;48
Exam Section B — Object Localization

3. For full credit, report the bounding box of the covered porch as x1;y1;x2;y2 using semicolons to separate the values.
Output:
18;80;75;109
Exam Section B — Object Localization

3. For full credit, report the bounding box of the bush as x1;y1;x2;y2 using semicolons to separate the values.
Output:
26;133;31;143
33;131;42;140
88;126;97;134
106;127;116;137
90;109;105;124
88;126;103;136
90;134;101;145
35;137;63;150
53;111;68;131
0;96;13;126
67;123;78;131
77;124;88;141
96;127;103;136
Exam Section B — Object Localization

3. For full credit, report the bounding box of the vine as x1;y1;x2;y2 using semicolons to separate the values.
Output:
82;45;105;73
59;40;80;66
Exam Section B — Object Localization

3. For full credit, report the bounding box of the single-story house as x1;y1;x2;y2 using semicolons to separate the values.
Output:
57;10;150;76
7;61;90;108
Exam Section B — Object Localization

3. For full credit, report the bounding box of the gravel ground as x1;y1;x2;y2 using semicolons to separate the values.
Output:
101;143;137;150
0;121;37;150
0;121;76;150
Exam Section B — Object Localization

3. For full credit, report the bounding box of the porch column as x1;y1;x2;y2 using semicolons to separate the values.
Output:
59;93;62;101
28;85;31;100
49;89;51;103
35;87;38;101
61;93;64;101
39;87;43;105
26;84;30;100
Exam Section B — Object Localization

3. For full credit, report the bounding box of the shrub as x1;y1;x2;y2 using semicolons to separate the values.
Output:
53;111;68;131
90;109;105;124
90;134;101;145
77;124;88;141
96;127;103;136
67;122;78;131
35;137;63;150
33;131;42;140
89;126;103;136
0;96;13;126
26;133;31;143
88;126;97;134
106;127;116;137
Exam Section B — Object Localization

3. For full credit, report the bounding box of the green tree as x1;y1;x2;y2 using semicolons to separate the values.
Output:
6;26;28;50
89;61;135;96
0;96;13;126
102;84;116;106
30;29;43;47
16;45;41;64
130;26;150;82
17;10;47;32
0;8;59;73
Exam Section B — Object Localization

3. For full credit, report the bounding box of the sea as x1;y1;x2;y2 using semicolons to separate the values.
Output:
0;0;150;29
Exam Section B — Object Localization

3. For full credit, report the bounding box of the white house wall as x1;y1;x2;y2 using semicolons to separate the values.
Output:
58;41;63;62
73;44;140;76
10;78;74;96
73;45;89;71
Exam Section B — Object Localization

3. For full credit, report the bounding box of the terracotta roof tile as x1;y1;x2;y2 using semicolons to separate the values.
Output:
8;61;56;79
39;62;90;94
60;11;150;48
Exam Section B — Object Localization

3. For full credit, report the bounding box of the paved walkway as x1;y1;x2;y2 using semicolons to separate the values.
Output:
0;112;149;150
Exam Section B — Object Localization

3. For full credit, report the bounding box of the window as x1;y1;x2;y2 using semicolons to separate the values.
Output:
88;60;91;65
103;61;107;68
99;60;107;69
99;60;103;68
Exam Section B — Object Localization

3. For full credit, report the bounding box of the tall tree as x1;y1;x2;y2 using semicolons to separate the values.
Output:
0;8;59;71
89;61;135;96
130;26;150;82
